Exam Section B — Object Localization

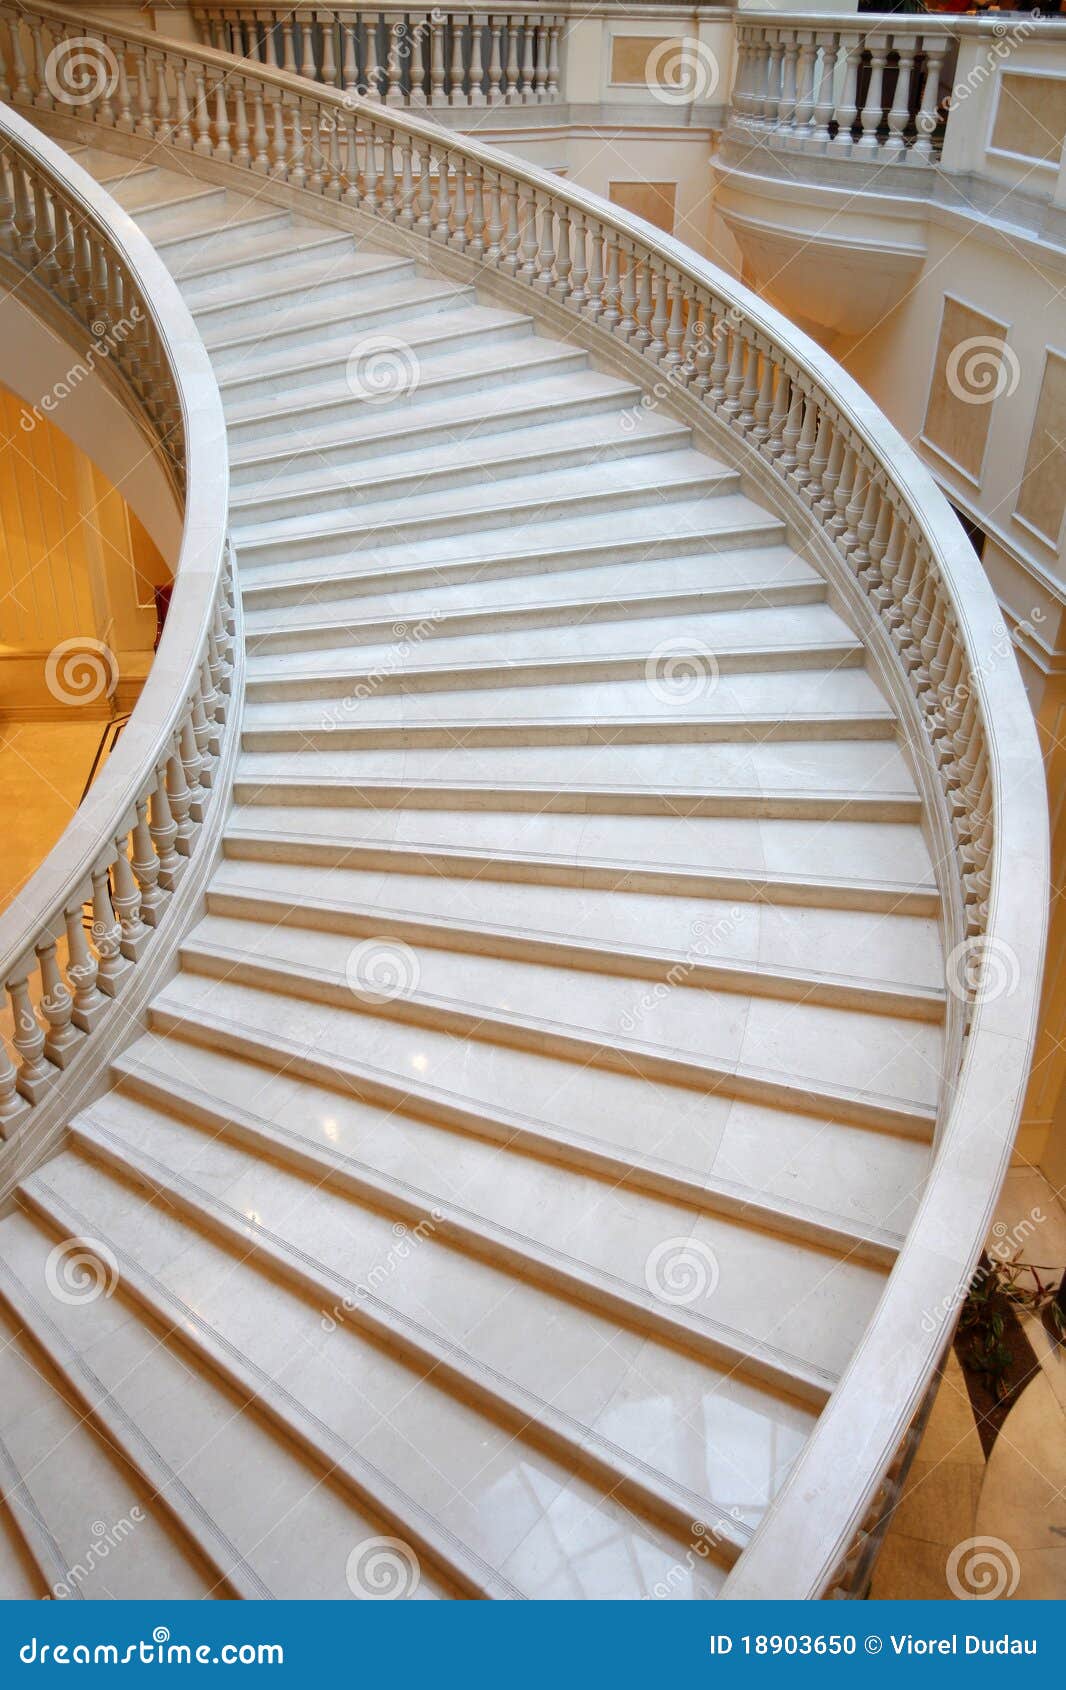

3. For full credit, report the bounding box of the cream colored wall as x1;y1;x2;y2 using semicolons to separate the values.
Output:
0;384;170;719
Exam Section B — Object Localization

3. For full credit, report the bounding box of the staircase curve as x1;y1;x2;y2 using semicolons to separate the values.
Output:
0;2;1048;1600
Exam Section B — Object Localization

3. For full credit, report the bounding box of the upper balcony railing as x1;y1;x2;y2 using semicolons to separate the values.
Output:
192;6;566;108
728;8;1066;185
0;0;1048;1598
0;96;234;1151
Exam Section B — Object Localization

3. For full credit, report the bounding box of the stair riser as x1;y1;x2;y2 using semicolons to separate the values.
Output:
200;266;420;353
238;523;788;606
240;713;895;751
221;831;942;916
245;583;825;654
243;642;865;701
203;888;942;1022
229;382;643;486
234;473;737;566
178;943;936;1141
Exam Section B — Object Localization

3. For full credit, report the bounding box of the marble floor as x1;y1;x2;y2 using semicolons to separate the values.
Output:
872;1167;1066;1600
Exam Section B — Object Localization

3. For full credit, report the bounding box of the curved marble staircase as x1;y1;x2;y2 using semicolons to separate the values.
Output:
0;142;950;1600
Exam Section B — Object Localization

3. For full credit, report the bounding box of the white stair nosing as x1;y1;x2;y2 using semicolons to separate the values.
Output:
70;1111;755;1566
176;939;938;1140
0;1250;269;1600
220;827;942;916
203;883;945;1024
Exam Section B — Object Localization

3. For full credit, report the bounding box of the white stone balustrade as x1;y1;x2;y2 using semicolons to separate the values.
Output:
0;99;234;1137
193;6;564;107
0;0;1047;1603
730;12;952;163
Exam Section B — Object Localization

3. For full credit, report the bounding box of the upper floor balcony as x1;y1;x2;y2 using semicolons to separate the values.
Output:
716;8;1066;334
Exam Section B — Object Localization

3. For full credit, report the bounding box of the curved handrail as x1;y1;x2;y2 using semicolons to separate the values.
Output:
0;0;1048;1596
0;98;232;1130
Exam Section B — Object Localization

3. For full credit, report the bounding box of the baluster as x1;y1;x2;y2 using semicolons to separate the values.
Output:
63;896;107;1030
297;17;316;80
433;144;451;240
811;35;839;146
174;64;193;148
321;15;338;87
149;760;184;889
504;16;519;102
0;1033;24;1127
213;71;232;161
36;931;80;1068
342;20;358;92
484;169;502;262
281;18;297;74
836;36;864;146
397;132;415;226
885;38;914;158
632;261;653;352
467;160;485;257
534;20;549;101
250;81;270;172
567;208;586;309
385;14;404;106
851;476;882;570
270;84;289;176
8;21;31;105
6;968;54;1102
764;34;784;131
154;52;173;141
135;50;154;137
430;14;446;104
518;182;538;277
707;313;731;408
534;190;555;291
192;64;212;152
520;16;535;101
449;13;467;105
913;38;947;159
469;13;486;106
857;33;888;150
663;278;684;370
287;93;306;187
647;266;669;364
416;137;434;234
487;15;504;104
410;15;428;105
752;352;777;443
547;17;560;100
776;33;799;135
365;12;382;99
90;855;130;995
601;229;621;330
793;35;817;140
131;793;166;926
831;445;857;540
115;50;135;132
111;826;150;960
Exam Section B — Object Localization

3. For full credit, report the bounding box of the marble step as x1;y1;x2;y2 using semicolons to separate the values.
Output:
221;813;941;916
206;856;944;1001
235;492;786;595
221;801;938;899
67;148;155;189
0;1301;210;1599
10;1174;474;1599
241;543;819;634
0;1211;400;1599
178;919;941;1135
128;182;230;232
230;370;647;487
233;409;691;526
178;225;361;303
148;971;931;1234
232;453;740;567
245;583;829;659
214;277;478;388
153;206;295;274
225;329;585;441
73;1084;816;1546
80;1057;876;1397
22;1156;727;1598
187;239;410;326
